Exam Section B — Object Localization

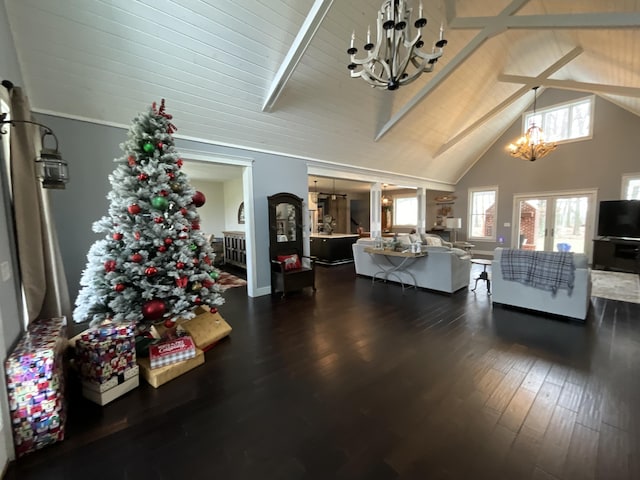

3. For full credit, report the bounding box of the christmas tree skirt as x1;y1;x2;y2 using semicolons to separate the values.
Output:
154;307;232;352
138;348;204;388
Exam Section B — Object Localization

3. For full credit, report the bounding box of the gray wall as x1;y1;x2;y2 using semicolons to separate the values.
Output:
38;114;309;303
453;89;640;253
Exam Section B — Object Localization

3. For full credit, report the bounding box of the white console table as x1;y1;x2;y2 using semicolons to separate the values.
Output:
364;247;427;291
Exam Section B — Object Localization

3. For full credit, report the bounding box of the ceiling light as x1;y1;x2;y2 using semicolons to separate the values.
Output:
507;87;557;162
347;0;448;91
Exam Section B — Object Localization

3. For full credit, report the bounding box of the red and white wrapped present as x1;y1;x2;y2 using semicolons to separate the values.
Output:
149;336;196;369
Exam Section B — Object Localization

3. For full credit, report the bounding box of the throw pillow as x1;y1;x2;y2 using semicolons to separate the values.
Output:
422;235;443;246
277;254;301;271
398;235;412;246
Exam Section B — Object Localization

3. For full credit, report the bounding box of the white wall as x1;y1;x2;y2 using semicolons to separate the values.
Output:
191;179;226;237
223;176;245;232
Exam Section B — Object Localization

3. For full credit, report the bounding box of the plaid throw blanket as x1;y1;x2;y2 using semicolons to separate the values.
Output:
500;249;575;294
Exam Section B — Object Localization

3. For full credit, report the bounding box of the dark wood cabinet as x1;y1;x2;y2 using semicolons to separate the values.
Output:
223;231;246;268
310;234;359;265
593;238;640;273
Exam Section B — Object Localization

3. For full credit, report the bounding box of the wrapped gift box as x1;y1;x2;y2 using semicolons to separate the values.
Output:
82;365;139;406
5;316;67;457
138;348;204;388
149;336;196;369
153;307;231;351
75;322;136;385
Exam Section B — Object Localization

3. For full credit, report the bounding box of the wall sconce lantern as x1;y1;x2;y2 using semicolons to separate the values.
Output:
1;112;69;189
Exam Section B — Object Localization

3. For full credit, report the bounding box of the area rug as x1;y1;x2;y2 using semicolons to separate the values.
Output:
216;271;247;291
590;270;640;304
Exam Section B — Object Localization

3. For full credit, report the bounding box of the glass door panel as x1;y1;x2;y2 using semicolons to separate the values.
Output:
552;196;589;253
517;199;547;251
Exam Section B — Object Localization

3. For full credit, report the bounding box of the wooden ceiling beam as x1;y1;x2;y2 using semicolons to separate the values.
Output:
436;47;583;156
450;12;640;30
499;75;640;98
262;0;333;113
374;0;530;142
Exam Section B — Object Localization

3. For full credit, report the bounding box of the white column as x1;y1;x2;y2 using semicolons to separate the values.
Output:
416;187;426;234
370;182;382;238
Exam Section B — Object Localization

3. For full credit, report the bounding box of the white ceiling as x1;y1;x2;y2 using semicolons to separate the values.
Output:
5;0;640;188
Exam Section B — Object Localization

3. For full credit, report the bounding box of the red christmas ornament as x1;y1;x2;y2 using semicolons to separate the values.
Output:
176;262;185;269
128;156;136;166
154;216;164;224
104;260;117;272
145;266;158;277
128;204;141;215
142;299;166;320
113;232;123;241
131;253;143;263
194;297;202;305
179;234;188;240
192;222;200;230
204;255;211;265
210;307;218;314
167;172;175;180
177;159;183;167
202;279;213;289
137;173;148;181
164;238;173;245
135;232;141;240
193;258;199;265
176;277;188;288
157;142;164;149
114;283;125;292
158;245;168;253
192;191;206;207
180;207;188;215
160;190;168;196
164;319;175;329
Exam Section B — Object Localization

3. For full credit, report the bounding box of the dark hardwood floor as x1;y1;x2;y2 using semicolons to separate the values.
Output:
6;263;640;479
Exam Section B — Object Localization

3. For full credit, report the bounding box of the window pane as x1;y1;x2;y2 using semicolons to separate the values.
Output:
544;107;569;141
521;97;592;143
627;178;640;200
570;101;591;138
470;190;496;239
394;197;417;225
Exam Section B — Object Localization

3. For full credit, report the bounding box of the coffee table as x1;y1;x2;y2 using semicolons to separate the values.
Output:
470;258;492;295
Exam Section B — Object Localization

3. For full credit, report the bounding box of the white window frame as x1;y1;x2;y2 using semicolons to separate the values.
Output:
468;186;498;241
621;173;640;200
392;194;418;227
522;95;594;145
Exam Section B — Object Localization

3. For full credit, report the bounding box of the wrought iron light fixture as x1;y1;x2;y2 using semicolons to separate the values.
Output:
382;184;390;206
507;87;557;162
0;112;69;188
347;0;448;90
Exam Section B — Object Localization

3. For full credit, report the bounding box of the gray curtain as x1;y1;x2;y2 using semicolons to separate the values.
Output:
9;87;70;324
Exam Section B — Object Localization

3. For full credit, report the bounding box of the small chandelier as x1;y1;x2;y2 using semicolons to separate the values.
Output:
1;112;69;188
507;87;557;162
347;0;447;90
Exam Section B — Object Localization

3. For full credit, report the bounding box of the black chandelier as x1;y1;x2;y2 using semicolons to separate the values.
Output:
347;0;448;90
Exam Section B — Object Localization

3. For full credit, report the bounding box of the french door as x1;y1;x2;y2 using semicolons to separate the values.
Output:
513;190;597;256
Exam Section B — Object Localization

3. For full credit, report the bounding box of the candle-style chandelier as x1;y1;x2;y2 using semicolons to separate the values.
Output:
347;0;447;90
507;87;557;162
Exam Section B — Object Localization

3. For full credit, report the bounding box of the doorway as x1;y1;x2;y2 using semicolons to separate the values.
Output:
513;190;597;256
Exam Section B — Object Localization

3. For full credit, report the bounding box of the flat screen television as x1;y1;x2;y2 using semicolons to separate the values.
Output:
597;200;640;239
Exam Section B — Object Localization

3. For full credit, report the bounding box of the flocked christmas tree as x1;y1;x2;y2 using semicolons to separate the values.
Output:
74;100;224;327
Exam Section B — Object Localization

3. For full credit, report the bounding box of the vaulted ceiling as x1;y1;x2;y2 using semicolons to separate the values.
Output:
5;0;640;189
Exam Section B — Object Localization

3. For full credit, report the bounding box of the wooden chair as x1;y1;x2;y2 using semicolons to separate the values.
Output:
268;193;316;298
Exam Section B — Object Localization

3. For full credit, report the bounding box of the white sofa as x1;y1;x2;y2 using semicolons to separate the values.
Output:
352;238;472;293
491;247;592;321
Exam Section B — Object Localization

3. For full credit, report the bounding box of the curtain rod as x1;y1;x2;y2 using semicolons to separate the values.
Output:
1;80;14;90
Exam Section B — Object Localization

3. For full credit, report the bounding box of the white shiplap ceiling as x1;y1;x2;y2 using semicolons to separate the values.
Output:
5;0;640;188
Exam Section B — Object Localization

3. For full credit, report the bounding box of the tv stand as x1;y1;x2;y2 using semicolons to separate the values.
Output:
593;237;640;274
